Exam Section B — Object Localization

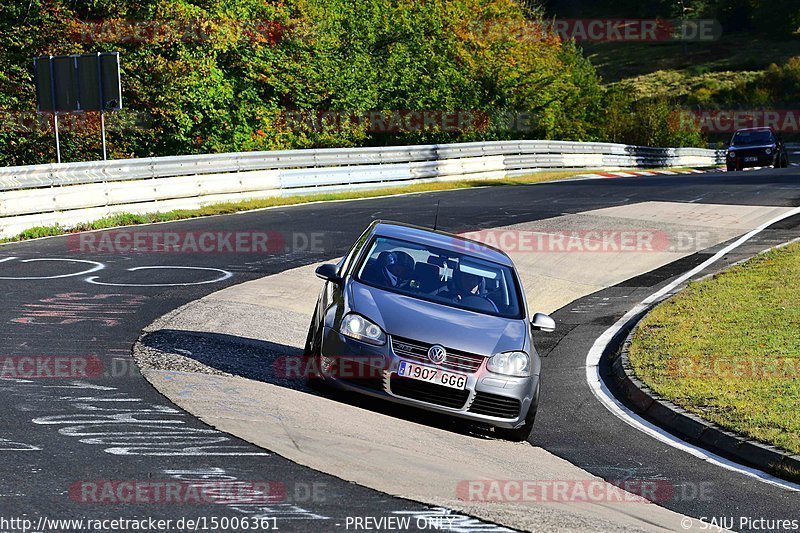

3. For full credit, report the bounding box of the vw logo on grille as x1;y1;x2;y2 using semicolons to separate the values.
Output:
427;345;447;365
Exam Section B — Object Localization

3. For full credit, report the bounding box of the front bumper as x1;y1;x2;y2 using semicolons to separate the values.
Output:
728;154;776;168
319;327;538;429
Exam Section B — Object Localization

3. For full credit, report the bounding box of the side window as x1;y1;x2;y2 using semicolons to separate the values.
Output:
339;228;371;276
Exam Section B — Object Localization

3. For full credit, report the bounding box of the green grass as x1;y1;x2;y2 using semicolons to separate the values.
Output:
0;170;586;245
629;242;800;456
613;69;763;102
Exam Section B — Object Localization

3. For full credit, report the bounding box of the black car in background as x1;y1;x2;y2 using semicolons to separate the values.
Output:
726;127;789;171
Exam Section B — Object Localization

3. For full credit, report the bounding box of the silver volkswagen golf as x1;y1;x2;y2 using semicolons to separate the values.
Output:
303;221;555;441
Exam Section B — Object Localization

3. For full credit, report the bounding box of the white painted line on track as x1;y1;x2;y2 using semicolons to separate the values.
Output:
0;258;105;280
585;205;800;492
0;438;41;451
85;266;233;287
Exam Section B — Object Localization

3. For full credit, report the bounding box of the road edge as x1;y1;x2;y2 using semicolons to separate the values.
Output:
607;261;800;483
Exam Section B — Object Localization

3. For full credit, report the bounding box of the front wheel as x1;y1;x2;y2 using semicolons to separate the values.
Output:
496;384;539;442
303;319;324;387
726;163;736;172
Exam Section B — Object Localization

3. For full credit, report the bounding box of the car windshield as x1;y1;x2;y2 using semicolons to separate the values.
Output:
731;130;774;146
355;236;523;319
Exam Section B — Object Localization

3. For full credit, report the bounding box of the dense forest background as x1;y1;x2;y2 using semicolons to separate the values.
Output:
0;0;797;166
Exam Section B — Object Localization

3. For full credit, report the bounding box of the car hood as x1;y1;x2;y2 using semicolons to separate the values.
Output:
729;144;775;150
348;280;528;356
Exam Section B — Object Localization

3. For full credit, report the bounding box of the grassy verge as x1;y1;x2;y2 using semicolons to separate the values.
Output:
0;170;586;245
629;242;800;456
582;34;800;85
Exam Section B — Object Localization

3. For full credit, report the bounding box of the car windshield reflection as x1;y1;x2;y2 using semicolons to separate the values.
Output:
732;130;774;146
355;236;523;319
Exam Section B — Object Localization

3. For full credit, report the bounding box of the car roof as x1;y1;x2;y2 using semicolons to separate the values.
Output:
734;127;774;133
370;221;514;267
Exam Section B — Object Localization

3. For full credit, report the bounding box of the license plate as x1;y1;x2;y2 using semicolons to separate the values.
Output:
397;361;467;390
745;156;758;162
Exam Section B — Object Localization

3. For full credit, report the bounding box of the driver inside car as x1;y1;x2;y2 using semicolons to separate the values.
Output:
453;270;482;298
442;268;499;313
363;250;416;289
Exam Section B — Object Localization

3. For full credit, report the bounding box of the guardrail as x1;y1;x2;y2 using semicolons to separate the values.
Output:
0;140;724;239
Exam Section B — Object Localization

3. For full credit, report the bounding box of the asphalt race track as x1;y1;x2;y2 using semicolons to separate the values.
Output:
1;167;799;532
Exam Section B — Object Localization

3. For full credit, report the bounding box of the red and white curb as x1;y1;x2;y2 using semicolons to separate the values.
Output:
573;168;723;180
572;164;798;180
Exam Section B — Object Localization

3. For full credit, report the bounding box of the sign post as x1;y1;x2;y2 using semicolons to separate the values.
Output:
100;110;107;161
54;114;61;164
34;52;122;163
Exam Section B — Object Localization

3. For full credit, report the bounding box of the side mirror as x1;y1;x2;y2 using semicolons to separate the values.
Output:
315;263;341;284
531;312;556;332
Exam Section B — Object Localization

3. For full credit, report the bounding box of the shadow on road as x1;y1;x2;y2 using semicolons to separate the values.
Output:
139;328;504;441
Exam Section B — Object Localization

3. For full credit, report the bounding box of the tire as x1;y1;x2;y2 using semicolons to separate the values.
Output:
303;319;325;387
726;164;736;172
496;383;539;442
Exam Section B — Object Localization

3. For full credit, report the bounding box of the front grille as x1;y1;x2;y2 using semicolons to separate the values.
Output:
391;336;485;374
468;392;521;419
389;375;470;409
732;147;770;158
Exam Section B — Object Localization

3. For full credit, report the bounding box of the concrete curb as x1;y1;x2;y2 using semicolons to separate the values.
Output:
609;315;800;481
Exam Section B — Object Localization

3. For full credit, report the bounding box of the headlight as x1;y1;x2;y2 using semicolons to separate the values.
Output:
487;351;530;377
766;148;773;155
728;151;735;158
340;313;386;345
